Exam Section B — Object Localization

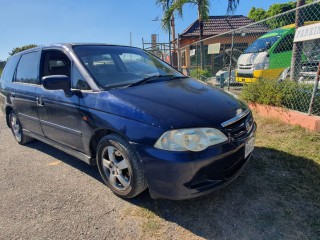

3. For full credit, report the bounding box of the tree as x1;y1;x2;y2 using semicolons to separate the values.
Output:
248;7;267;22
0;60;5;76
156;0;174;31
156;0;175;65
8;44;38;57
161;0;239;69
248;0;319;28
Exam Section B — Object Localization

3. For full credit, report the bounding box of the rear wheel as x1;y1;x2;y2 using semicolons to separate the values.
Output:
96;134;147;198
9;111;33;145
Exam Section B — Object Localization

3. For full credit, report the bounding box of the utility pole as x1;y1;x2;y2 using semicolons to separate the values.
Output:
171;15;177;68
171;15;176;52
130;32;132;46
167;0;172;65
290;0;306;81
228;31;235;91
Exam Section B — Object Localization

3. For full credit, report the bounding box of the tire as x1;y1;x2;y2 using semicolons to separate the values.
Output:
96;134;147;198
9;111;34;145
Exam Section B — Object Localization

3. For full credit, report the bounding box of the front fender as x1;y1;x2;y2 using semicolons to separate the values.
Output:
79;106;165;156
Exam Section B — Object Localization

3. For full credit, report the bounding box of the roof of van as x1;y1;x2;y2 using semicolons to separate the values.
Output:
12;43;136;56
259;21;320;39
280;21;320;29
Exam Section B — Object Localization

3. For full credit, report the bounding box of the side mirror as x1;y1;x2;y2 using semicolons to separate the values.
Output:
42;75;70;92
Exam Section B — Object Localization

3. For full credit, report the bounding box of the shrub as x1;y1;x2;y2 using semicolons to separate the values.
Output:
190;67;211;81
241;79;320;115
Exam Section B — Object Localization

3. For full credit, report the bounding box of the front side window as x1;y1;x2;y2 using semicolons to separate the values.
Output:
41;50;71;77
73;46;184;89
15;51;40;84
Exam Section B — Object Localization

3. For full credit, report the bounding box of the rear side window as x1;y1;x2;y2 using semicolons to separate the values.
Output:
15;51;40;84
1;55;20;82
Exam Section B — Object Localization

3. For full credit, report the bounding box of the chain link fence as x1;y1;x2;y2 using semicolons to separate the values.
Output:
178;1;320;116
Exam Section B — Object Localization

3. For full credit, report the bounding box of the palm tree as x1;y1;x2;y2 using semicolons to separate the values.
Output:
160;0;240;69
156;0;174;31
156;0;175;65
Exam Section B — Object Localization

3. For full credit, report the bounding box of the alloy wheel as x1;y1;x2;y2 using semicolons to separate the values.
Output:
10;114;22;142
101;146;131;191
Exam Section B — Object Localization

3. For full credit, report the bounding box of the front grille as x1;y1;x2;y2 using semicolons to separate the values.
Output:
222;111;254;140
237;73;254;78
184;147;248;190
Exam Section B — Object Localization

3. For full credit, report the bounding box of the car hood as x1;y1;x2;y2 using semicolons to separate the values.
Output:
238;52;268;66
96;78;248;130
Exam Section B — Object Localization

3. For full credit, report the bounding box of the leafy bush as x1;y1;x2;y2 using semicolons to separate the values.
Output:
241;79;320;115
190;67;211;81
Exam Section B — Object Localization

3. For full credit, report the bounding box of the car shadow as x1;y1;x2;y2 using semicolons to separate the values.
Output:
126;147;320;239
24;141;320;239
26;140;102;183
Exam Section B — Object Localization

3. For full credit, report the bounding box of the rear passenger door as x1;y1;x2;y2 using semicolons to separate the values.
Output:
12;51;44;136
36;49;85;151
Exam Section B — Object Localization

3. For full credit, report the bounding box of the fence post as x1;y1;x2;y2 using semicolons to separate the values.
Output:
177;33;181;71
228;31;235;91
290;0;306;81
308;63;320;115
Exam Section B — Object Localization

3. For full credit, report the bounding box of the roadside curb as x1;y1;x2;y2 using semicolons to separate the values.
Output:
248;103;320;132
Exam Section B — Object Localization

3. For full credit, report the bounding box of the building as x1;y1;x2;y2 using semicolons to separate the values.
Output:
178;15;269;75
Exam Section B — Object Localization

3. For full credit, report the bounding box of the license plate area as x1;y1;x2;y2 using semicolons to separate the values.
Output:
245;137;255;158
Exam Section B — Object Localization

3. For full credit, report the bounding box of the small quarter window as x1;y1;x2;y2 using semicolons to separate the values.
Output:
72;66;91;90
16;51;40;84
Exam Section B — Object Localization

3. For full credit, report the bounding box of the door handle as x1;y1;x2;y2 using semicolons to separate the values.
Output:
36;97;44;107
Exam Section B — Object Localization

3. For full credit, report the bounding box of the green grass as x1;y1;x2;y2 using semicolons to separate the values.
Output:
120;115;320;240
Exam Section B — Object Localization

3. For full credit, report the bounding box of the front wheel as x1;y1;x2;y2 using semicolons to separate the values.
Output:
9;111;34;145
96;134;147;198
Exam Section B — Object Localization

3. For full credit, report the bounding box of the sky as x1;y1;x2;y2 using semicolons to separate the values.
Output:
0;0;292;60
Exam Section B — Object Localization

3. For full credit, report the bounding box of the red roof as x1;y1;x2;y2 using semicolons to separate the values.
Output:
181;15;269;38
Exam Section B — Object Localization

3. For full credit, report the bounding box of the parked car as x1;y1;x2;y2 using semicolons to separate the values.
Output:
215;68;235;87
279;38;320;84
236;22;318;83
278;62;319;84
0;44;256;200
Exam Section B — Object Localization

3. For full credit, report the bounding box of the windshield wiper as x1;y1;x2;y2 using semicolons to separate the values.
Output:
126;74;175;88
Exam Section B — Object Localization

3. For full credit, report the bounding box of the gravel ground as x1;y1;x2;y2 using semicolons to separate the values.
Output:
1;111;319;240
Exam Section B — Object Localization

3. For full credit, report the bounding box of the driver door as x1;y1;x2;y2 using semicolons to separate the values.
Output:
36;49;85;152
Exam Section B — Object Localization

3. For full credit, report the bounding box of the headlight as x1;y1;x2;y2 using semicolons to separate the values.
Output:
154;128;228;152
254;60;269;70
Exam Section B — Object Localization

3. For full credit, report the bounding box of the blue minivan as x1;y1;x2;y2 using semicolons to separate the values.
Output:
0;44;256;200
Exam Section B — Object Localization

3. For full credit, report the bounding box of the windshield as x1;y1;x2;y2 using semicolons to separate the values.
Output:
73;45;184;89
244;36;281;54
303;39;320;61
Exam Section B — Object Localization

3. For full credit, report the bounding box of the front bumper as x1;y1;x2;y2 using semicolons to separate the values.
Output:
236;69;285;83
134;123;257;200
